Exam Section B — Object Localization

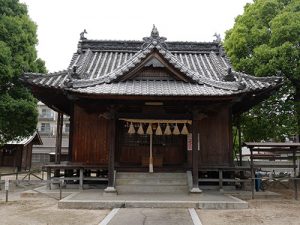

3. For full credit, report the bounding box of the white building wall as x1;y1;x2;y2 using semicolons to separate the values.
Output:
33;102;69;165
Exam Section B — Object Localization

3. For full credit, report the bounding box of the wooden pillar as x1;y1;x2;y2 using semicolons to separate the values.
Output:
250;147;255;199
68;106;74;161
190;111;202;193
149;134;154;173
55;112;63;164
237;116;245;189
104;108;117;194
54;112;63;177
219;169;223;192
47;167;51;189
292;147;298;200
237;117;242;166
79;168;83;190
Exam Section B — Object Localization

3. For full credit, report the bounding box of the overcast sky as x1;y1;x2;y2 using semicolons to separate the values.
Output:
21;0;252;72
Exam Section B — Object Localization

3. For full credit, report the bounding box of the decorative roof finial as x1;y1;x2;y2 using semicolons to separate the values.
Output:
213;33;221;43
223;67;235;82
151;24;159;38
71;65;81;79
142;25;167;49
80;29;87;40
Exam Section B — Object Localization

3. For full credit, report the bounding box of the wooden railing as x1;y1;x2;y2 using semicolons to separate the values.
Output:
43;163;108;190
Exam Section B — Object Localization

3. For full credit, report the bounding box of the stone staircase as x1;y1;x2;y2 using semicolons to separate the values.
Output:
115;172;188;194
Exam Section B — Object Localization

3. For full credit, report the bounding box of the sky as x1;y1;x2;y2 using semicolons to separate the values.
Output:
21;0;253;72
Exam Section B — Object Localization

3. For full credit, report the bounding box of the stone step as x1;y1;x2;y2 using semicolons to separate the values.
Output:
116;178;187;186
116;185;188;194
115;172;188;194
117;172;186;179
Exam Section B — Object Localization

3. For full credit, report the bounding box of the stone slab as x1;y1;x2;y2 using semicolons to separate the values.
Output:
107;208;194;225
57;189;248;210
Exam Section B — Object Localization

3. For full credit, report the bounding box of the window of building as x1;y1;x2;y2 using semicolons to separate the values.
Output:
41;108;52;118
40;123;51;132
65;123;70;133
32;154;50;163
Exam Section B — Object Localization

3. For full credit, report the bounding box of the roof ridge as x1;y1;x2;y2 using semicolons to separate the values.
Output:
80;39;218;45
78;38;220;53
24;70;69;77
22;70;69;81
234;71;282;82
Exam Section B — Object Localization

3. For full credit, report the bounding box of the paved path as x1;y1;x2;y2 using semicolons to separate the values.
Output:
100;208;200;225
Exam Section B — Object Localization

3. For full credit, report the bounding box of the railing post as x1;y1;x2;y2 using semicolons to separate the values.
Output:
219;169;223;192
250;147;255;199
292;147;298;200
47;167;51;190
79;168;83;190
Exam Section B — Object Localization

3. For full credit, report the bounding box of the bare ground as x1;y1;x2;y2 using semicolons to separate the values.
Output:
198;187;300;225
0;183;109;225
1;178;300;225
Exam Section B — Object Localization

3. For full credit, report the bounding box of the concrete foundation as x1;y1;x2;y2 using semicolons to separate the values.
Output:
46;188;249;209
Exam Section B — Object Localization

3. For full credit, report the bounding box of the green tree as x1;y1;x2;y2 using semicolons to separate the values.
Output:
224;0;299;142
0;0;46;145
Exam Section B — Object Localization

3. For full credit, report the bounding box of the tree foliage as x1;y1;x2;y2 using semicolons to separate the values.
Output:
0;0;46;145
224;0;300;142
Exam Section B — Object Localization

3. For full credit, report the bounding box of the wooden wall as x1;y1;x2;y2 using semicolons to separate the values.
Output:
0;146;22;170
72;104;109;164
70;102;232;167
198;107;232;166
21;143;32;170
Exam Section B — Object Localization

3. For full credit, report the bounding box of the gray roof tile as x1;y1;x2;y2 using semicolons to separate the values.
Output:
22;29;282;97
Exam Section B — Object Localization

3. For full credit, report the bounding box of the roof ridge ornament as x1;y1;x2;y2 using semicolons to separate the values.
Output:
142;25;167;49
80;29;88;40
77;29;88;53
213;33;221;44
151;24;159;38
223;67;235;82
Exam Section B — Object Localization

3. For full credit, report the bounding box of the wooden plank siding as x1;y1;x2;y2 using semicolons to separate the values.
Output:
72;104;109;164
70;103;232;168
198;107;232;166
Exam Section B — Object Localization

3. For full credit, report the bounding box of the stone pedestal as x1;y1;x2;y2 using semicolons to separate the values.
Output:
104;186;117;196
190;187;202;194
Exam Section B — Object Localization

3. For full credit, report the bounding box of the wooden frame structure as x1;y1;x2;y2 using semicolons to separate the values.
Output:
0;131;42;171
21;26;282;193
244;142;300;200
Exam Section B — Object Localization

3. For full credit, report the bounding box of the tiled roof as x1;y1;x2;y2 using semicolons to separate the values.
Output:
74;80;237;96
22;26;282;97
6;131;43;146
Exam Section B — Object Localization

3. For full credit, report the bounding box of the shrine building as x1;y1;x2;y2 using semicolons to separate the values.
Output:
21;26;282;193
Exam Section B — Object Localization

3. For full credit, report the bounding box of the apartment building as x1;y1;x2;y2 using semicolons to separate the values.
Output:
32;102;69;165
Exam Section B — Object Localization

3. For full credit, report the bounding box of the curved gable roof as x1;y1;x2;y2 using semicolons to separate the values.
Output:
21;26;282;97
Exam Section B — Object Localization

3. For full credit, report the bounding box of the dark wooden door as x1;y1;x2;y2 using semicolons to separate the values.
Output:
116;121;187;169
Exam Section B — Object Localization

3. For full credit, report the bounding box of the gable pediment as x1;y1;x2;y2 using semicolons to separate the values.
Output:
116;50;192;82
